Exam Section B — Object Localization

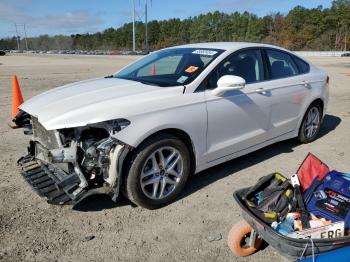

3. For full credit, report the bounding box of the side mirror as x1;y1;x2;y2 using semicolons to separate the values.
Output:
211;75;246;97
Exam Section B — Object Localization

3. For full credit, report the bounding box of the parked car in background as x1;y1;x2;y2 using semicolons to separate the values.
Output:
0;50;6;56
15;42;329;209
341;52;350;57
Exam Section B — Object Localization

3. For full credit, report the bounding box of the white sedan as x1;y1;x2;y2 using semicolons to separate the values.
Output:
16;42;329;209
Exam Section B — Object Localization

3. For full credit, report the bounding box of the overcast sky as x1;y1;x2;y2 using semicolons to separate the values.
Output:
0;0;332;38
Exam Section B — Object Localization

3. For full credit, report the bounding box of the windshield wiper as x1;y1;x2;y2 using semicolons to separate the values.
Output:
138;80;161;87
114;76;163;87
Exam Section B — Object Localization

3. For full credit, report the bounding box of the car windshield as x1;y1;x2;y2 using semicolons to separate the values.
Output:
114;48;224;87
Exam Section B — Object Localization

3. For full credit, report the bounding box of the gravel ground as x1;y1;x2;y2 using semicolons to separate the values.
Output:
0;54;349;262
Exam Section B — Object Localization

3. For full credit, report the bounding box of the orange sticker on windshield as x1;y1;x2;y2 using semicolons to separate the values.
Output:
185;66;199;73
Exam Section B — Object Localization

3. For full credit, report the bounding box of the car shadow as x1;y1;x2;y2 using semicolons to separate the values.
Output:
318;113;341;138
178;114;341;201
72;193;136;212
73;114;340;211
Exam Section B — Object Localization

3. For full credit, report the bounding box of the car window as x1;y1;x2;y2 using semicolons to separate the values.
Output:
205;49;264;89
266;49;298;79
115;48;224;87
137;55;182;77
293;55;310;74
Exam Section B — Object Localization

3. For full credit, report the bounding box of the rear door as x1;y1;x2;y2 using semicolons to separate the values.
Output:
262;49;311;139
204;48;272;163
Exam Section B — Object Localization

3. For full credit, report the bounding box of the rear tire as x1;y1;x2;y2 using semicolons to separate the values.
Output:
124;134;190;209
298;103;322;144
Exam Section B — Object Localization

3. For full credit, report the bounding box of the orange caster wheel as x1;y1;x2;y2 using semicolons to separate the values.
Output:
227;219;262;257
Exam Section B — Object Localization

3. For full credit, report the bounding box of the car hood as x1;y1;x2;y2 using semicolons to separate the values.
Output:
20;77;184;130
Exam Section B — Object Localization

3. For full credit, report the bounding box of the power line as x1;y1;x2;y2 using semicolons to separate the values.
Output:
13;24;29;50
131;0;151;51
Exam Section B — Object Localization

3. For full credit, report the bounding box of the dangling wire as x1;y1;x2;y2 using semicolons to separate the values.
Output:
310;238;315;262
299;238;315;262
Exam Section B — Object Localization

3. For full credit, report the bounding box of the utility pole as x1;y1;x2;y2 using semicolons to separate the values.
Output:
14;24;20;50
132;0;136;52
345;31;348;51
23;24;29;50
145;0;148;51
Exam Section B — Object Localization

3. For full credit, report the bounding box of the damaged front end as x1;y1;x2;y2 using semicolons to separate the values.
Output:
16;111;132;205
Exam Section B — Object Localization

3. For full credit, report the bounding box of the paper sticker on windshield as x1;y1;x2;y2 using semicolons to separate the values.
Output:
185;66;199;73
177;75;188;84
192;50;217;56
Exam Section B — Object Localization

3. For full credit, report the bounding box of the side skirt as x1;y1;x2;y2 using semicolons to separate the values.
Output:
195;130;295;173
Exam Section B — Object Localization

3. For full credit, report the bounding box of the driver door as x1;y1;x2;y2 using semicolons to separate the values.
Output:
204;49;272;163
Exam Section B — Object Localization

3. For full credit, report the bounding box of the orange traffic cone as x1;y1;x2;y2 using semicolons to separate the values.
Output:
151;63;156;76
9;75;24;128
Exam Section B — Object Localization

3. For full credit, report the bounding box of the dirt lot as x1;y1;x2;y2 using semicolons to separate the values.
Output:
0;54;349;262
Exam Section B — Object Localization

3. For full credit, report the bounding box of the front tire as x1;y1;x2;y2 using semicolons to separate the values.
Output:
298;103;322;143
124;134;190;209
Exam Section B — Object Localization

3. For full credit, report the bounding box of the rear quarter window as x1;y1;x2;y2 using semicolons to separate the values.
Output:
293;56;310;74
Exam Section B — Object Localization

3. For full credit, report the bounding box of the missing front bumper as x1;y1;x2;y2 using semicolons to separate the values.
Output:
18;139;131;205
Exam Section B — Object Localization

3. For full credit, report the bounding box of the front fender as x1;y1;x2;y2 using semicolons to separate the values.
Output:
113;94;207;169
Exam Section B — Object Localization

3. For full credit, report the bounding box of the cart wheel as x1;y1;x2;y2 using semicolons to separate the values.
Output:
227;220;262;257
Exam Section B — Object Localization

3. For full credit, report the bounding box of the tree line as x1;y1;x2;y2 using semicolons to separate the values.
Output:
1;0;349;51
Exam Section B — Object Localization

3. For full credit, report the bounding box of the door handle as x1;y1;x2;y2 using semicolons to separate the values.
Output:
302;81;311;88
255;88;267;95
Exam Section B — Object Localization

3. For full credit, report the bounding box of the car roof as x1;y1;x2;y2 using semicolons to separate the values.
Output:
170;42;290;53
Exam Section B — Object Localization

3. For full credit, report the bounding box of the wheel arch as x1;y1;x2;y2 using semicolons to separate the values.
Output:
121;128;197;183
297;97;325;135
304;98;324;120
311;98;324;115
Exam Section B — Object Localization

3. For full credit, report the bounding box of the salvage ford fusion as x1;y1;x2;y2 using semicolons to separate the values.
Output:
14;42;329;209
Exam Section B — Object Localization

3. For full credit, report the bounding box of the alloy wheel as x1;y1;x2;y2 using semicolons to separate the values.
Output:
140;146;184;200
304;106;320;139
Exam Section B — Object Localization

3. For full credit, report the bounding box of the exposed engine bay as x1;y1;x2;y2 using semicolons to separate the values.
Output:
15;110;132;205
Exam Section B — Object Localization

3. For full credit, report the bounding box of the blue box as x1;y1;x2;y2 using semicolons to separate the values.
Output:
304;171;350;229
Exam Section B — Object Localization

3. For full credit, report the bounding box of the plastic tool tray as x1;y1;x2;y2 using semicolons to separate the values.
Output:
233;187;350;260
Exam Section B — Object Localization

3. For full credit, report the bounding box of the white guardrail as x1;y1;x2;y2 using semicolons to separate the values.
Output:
294;51;348;57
